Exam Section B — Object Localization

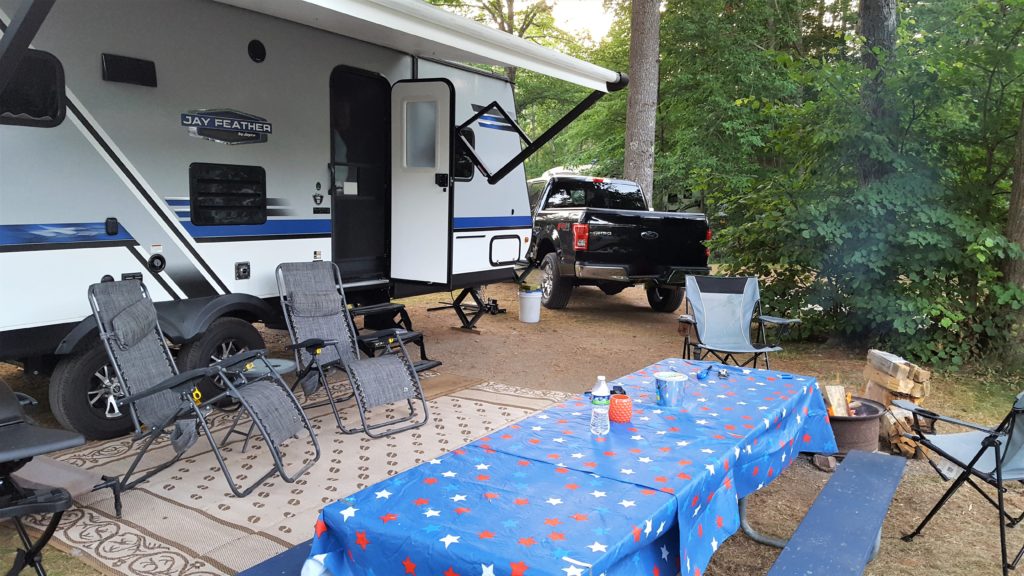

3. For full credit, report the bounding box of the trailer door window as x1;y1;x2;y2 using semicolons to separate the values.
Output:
0;49;65;128
188;163;267;225
405;101;437;168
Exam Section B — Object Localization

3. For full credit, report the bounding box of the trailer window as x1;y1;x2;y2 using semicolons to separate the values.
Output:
0;49;65;128
405;100;437;168
527;180;546;210
453;127;475;181
189;163;267;226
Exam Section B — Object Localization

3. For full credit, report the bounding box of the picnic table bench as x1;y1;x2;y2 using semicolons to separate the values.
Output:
767;450;906;575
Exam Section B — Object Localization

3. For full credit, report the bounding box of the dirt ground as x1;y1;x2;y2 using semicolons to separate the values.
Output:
3;279;1022;575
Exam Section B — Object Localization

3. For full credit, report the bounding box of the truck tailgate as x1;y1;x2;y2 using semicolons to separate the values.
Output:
581;209;709;273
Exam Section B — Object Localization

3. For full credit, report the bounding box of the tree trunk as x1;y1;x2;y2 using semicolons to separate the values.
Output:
856;0;898;186
624;0;660;206
1004;96;1024;289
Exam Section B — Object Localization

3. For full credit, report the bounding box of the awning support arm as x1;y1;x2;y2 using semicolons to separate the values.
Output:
0;0;55;96
457;74;627;185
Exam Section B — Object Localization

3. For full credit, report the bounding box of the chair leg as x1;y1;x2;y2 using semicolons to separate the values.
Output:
12;511;64;576
119;425;184;492
995;444;1010;576
903;466;974;542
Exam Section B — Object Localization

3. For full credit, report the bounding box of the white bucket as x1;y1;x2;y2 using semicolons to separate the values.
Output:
519;290;542;323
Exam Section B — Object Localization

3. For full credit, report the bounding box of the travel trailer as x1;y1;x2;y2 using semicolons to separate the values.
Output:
0;0;625;438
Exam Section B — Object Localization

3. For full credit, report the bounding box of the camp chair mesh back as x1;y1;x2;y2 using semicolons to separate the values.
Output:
278;261;360;371
89;279;318;497
277;261;429;437
900;394;1024;575
89;280;197;451
688;276;760;353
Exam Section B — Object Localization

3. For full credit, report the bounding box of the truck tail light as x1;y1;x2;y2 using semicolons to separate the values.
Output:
572;223;589;251
706;228;713;241
705;228;712;259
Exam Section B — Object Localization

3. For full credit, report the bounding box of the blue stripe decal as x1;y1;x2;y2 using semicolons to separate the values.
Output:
165;199;190;207
181;218;331;238
453;216;532;230
479;114;510;124
479;122;519;133
0;222;133;246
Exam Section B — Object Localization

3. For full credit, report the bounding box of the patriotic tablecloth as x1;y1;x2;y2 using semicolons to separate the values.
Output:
304;359;837;576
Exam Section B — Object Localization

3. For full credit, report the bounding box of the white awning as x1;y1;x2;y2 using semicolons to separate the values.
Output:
214;0;623;92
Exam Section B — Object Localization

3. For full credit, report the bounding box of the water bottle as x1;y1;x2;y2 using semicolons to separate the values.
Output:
590;375;611;436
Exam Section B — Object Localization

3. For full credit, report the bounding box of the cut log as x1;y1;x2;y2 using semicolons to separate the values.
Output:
867;349;911;379
863;365;916;394
910;365;931;383
824;385;850;417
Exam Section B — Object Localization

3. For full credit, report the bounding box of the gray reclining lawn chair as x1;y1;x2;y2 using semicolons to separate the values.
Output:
678;275;799;369
89;280;319;498
897;396;1024;576
1;380;85;576
276;261;429;438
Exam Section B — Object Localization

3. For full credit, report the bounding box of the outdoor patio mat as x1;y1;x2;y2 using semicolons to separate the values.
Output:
21;373;573;576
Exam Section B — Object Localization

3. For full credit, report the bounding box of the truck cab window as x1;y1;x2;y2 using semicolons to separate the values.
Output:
0;49;65;128
453;127;475;181
189;163;267;225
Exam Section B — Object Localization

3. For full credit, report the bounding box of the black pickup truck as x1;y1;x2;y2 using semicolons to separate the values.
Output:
526;175;711;312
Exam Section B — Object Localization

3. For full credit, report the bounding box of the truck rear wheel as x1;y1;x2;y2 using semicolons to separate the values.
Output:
50;343;134;439
177;317;265;400
647;286;684;312
540;252;573;309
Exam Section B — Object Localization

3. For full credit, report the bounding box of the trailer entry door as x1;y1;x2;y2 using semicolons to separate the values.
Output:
330;67;390;283
390;79;453;285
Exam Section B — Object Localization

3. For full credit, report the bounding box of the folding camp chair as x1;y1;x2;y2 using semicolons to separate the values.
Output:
1;380;84;576
897;396;1024;576
677;275;799;370
276;261;429;438
89;280;319;498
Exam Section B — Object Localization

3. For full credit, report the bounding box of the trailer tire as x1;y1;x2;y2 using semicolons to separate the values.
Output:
177;318;265;400
647;286;684;312
50;343;134;439
540;252;572;309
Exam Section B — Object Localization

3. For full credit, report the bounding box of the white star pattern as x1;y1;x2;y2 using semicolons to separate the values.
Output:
712;536;719;552
442;471;457;478
531;426;543;431
440;534;460;549
677;440;690;447
562;566;584;576
590;490;607;498
619;499;636;508
620;468;634;475
657;521;665;535
374;489;391;499
631;435;644;441
451;494;467;502
705;463;716;475
701;448;714;454
424;508;440;517
571;453;584;459
339;506;357;521
481;565;495;576
661;545;670;561
475;463;490;470
546;497;564;505
428;459;441;464
695;419;708;425
553;437;566;443
644;519;653;536
638;457;653;463
588;541;608;553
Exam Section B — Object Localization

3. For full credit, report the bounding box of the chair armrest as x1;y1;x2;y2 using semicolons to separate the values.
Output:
118;366;216;406
287;338;338;353
15;392;38;407
892;399;994;434
758;315;801;327
677;315;695;325
364;328;406;341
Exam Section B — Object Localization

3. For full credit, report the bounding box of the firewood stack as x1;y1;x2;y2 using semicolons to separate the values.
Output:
860;349;935;458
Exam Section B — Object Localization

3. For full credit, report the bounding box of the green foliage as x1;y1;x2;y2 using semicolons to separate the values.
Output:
431;0;1024;367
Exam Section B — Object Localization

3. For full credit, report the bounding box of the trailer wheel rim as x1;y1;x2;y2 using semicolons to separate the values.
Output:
86;364;124;420
208;338;247;410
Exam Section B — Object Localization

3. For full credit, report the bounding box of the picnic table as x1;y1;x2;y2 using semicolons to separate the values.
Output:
304;358;837;576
